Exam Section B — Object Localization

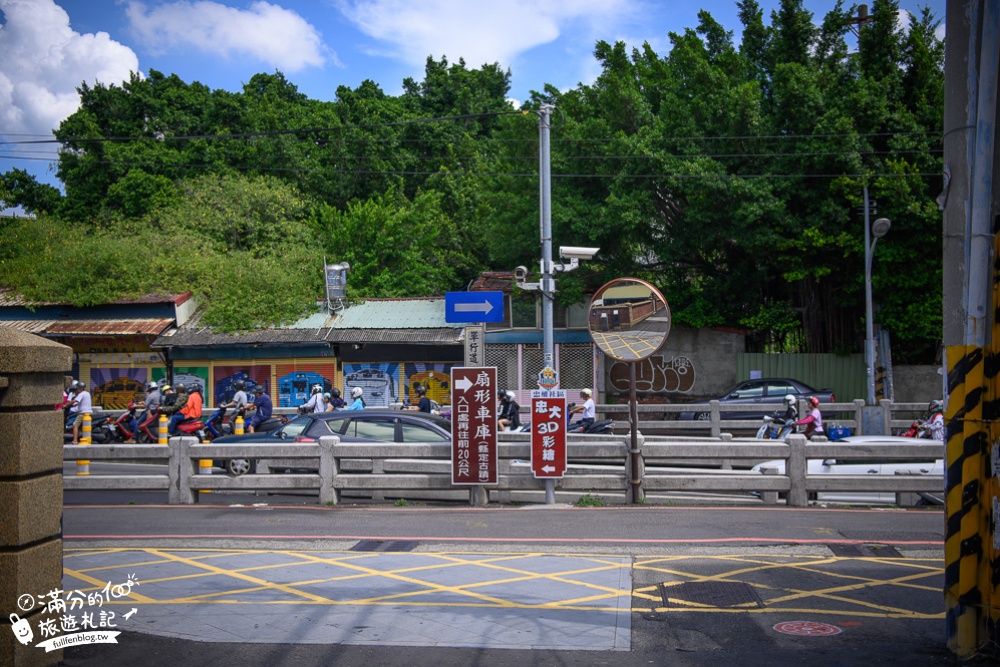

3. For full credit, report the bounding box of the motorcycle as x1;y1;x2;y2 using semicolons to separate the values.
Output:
899;420;930;438
109;401;140;442
756;415;794;440
63;410;115;443
565;403;614;434
204;406;239;441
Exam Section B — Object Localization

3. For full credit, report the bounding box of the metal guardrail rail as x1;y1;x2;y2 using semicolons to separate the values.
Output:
63;434;943;507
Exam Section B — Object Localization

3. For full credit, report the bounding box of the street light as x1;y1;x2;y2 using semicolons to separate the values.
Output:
864;186;891;405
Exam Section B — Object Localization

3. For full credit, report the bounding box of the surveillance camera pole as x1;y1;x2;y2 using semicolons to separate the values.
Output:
539;104;556;505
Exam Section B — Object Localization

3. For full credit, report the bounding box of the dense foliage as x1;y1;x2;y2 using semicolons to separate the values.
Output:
0;0;944;360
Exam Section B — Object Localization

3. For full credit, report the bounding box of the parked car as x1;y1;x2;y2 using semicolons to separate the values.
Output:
677;378;835;421
211;409;452;475
750;435;944;505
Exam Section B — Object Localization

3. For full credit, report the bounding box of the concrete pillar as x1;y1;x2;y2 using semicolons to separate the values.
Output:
0;330;72;667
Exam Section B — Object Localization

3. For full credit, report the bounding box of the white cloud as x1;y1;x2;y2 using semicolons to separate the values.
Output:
125;1;329;72
0;0;139;137
338;0;636;69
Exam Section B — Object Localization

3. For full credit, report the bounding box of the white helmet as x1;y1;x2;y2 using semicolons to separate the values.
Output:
351;387;363;398
311;384;323;395
581;388;592;396
146;381;159;391
784;394;796;405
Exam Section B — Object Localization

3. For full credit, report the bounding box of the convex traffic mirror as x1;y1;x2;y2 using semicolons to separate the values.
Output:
587;278;670;362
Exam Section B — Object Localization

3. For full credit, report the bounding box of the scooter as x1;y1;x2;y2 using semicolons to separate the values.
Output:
756;415;794;440
899;420;930;438
109;401;140;442
565;403;614;434
204;406;236;441
63;411;115;443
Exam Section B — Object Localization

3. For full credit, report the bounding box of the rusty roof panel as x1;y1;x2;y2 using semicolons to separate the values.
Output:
0;288;190;307
0;318;174;336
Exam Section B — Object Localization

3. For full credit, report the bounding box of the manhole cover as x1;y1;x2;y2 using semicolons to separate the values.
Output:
774;621;843;636
660;581;763;608
828;544;902;558
350;540;418;552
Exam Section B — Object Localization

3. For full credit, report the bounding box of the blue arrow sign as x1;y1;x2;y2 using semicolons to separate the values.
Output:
445;291;505;323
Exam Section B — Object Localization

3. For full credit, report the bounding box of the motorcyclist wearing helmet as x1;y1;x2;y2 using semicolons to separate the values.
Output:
347;386;365;411
326;387;346;411
220;380;249;417
794;396;825;438
245;384;273;432
161;383;202;435
772;394;799;426
300;383;329;413
924;399;945;441
497;390;521;431
128;381;162;443
407;385;432;413
569;388;596;430
66;380;92;444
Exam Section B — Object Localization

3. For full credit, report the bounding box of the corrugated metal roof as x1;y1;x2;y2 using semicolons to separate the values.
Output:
331;299;459;329
0;319;174;336
152;298;464;348
0;288;191;307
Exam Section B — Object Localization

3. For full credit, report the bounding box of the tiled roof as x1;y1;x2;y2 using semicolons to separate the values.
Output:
0;288;191;307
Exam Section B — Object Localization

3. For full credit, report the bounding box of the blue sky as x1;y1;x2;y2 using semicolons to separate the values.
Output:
0;0;947;193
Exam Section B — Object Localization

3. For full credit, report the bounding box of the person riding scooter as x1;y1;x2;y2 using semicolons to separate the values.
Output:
569;389;596;431
161;383;203;435
126;381;161;443
794;396;825;438
299;384;328;413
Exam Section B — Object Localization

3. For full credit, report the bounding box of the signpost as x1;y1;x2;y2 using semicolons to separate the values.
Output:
464;325;485;366
445;292;505;324
450;367;498;485
530;390;566;478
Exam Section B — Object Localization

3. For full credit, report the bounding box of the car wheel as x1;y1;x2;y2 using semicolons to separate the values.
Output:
696;412;710;421
227;458;254;476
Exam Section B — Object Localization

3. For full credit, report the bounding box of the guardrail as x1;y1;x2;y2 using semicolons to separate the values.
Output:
63;434;943;508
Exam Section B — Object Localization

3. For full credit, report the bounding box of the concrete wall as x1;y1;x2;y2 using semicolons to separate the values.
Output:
893;365;946;404
0;330;71;667
604;327;744;398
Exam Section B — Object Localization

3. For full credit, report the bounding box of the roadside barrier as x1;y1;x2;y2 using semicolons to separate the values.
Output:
158;414;168;444
75;413;91;475
62;434;944;508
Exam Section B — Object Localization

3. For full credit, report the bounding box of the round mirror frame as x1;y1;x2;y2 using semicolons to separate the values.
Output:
587;278;671;362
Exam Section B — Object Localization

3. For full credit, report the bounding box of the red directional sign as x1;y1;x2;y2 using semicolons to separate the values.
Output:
450;367;498;485
530;390;566;478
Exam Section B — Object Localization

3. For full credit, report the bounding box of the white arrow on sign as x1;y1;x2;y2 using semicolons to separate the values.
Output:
541;465;555;473
455;377;474;392
455;300;494;315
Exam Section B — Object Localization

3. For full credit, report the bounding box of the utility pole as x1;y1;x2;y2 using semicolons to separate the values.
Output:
941;0;1000;658
539;104;556;505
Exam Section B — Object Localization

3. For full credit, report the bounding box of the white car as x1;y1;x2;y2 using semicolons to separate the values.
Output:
751;435;944;504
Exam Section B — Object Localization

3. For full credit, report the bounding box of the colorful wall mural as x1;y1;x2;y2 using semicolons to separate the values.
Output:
403;363;455;407
343;363;399;408
275;363;336;407
90;367;147;410
153;366;208;398
211;366;272;405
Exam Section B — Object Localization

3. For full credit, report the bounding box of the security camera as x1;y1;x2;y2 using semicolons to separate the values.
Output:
514;266;529;282
559;246;600;261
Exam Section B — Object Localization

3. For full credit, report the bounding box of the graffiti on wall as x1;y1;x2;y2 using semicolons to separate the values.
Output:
608;355;696;393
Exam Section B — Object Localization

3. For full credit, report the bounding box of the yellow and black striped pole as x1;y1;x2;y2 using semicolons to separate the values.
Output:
75;413;91;475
